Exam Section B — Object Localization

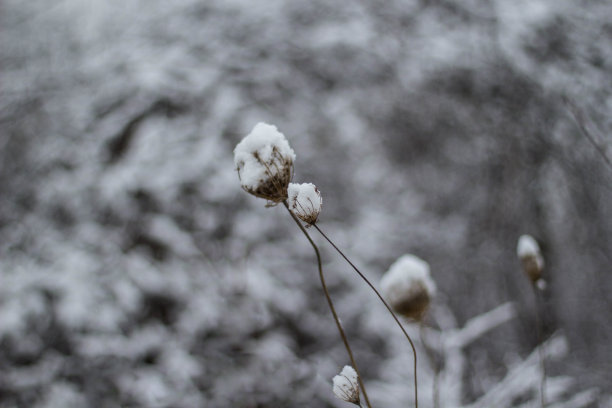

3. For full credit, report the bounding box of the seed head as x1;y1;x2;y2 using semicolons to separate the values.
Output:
381;254;436;321
287;182;322;225
517;235;544;284
332;365;360;405
234;123;296;205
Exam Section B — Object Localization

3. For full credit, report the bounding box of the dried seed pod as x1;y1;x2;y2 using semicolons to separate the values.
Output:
332;366;361;406
234;123;295;205
381;254;436;321
287;182;322;226
517;235;544;284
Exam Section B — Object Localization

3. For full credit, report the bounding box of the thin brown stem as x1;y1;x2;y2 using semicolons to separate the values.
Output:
283;202;372;408
532;285;547;408
313;224;419;408
419;322;440;408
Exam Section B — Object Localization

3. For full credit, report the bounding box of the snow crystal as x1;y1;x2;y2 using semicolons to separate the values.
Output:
233;122;296;190
287;182;322;225
332;365;360;404
517;234;541;258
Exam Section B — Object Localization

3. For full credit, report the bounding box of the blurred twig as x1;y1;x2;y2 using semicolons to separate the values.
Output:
563;96;612;172
465;335;568;408
533;286;547;408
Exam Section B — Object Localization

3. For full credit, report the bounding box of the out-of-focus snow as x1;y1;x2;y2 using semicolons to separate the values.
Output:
381;254;437;302
1;0;611;406
332;365;360;404
517;234;542;258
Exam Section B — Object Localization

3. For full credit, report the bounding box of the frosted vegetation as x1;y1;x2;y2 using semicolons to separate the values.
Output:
1;0;612;407
333;366;361;405
234;122;296;201
287;182;323;225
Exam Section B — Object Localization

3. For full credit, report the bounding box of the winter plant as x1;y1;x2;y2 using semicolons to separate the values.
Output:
381;254;440;408
517;234;547;408
380;255;436;322
333;366;362;407
234;122;599;408
234;122;420;408
517;235;545;289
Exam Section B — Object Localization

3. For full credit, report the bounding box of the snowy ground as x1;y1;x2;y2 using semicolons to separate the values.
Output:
1;0;612;407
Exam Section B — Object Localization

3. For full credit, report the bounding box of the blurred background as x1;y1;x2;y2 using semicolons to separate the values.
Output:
1;0;611;407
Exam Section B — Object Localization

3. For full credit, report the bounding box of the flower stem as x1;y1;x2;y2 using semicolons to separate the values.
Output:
532;284;547;408
419;321;439;408
283;202;372;408
313;224;419;408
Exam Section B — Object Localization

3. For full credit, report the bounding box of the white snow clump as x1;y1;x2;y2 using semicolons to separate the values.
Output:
517;234;544;284
332;365;360;405
234;122;296;204
287;182;322;225
517;234;541;258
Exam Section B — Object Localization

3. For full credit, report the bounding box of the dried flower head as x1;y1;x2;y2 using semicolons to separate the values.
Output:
234;122;296;205
517;235;544;284
287;182;322;225
332;365;360;405
381;254;436;321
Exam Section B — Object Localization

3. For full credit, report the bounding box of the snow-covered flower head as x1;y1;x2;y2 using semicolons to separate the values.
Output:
517;235;544;284
332;365;360;405
381;254;436;321
287;182;322;225
234;122;296;205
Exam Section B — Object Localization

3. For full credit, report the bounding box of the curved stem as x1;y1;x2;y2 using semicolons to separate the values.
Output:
532;285;547;408
283;202;372;408
313;224;418;408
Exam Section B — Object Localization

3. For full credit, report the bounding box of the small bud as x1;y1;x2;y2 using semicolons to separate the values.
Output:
234;123;296;205
287;182;322;225
332;366;360;405
381;254;436;321
517;235;544;284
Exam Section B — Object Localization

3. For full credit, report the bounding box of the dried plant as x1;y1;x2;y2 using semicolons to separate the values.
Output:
381;254;439;407
380;254;436;322
234;122;372;407
333;366;363;407
234;122;295;205
517;234;547;408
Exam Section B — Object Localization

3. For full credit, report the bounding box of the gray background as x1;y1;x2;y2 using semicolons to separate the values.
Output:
1;0;611;406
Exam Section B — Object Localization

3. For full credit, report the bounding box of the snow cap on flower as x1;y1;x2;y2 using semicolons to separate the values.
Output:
287;182;322;225
381;254;436;321
332;365;360;405
234;122;296;205
517;235;544;284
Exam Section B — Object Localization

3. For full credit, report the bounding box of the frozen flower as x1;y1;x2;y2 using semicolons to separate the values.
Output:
381;254;436;321
332;365;360;405
234;122;296;205
287;182;322;225
517;235;544;284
